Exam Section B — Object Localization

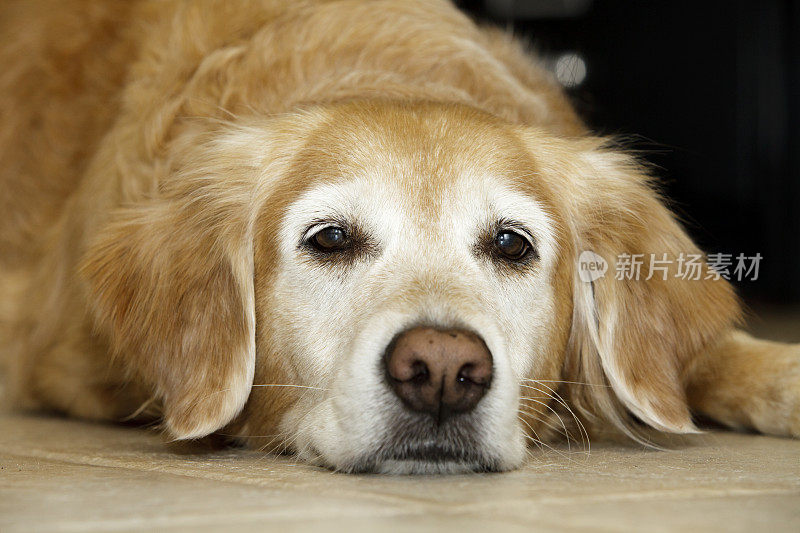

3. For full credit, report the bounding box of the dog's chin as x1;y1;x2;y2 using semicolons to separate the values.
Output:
369;459;499;475
309;444;506;475
332;456;504;475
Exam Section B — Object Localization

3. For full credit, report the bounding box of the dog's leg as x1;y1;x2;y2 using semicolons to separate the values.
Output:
684;330;800;437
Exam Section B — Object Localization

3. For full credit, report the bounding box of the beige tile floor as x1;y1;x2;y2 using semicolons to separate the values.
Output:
2;307;799;532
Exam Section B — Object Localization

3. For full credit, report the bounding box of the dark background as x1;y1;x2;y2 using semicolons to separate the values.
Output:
456;0;800;305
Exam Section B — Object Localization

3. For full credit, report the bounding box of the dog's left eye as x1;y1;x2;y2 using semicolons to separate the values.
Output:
494;230;531;260
309;226;348;252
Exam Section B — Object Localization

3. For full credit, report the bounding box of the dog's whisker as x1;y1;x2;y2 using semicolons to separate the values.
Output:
519;424;590;463
522;385;590;454
519;409;578;453
220;433;283;439
517;417;547;454
250;384;329;391
518;405;574;441
519;396;573;452
518;420;584;463
241;385;332;462
517;412;579;460
263;391;337;461
520;382;590;447
521;379;611;388
526;381;592;454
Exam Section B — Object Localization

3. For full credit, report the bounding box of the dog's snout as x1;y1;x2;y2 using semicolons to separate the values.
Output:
384;327;492;422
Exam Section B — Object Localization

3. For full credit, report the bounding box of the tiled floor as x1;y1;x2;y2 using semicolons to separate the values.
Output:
2;414;799;532
1;307;799;532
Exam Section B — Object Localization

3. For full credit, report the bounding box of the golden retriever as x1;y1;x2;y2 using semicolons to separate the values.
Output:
1;0;798;474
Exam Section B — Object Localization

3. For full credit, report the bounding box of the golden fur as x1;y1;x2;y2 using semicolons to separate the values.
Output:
1;0;798;472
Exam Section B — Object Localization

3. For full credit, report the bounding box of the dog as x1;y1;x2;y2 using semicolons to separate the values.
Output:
1;0;798;474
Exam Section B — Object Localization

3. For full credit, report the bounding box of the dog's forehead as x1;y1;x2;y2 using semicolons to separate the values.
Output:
290;170;543;227
285;102;549;221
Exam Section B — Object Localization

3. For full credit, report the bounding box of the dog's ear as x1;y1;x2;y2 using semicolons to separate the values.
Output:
81;153;257;440
537;136;741;436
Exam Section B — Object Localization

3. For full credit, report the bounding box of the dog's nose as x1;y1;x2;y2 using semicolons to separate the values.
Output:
384;327;492;422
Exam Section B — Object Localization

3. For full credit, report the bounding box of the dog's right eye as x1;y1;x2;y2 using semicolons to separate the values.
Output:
308;226;348;252
494;230;530;260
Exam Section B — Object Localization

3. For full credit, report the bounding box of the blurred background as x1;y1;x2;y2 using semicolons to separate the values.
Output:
456;0;800;307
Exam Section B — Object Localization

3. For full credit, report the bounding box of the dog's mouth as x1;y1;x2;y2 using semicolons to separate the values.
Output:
332;411;503;474
344;444;501;474
375;442;500;474
383;442;481;462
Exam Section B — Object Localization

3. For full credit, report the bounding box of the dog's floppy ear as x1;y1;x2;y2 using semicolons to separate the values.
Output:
81;152;257;440
539;136;741;436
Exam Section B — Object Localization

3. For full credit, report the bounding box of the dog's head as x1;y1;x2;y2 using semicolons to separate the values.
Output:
83;101;739;473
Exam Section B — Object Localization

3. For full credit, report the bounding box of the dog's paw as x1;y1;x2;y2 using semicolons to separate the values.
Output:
745;342;800;438
784;370;800;438
687;332;800;438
